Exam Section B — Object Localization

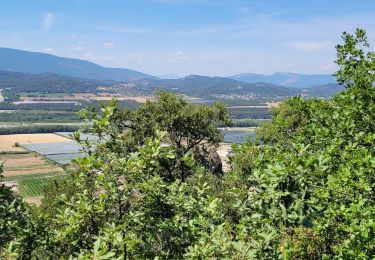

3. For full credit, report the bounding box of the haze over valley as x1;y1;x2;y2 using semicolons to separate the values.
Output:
0;47;343;103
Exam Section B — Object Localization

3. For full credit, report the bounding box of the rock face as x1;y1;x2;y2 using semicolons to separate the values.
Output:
206;151;223;175
217;143;232;173
194;147;223;176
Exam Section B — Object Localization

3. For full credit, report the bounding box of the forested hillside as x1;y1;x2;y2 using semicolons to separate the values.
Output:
133;75;300;99
1;29;374;259
0;71;115;93
0;48;157;81
230;72;336;89
303;83;345;97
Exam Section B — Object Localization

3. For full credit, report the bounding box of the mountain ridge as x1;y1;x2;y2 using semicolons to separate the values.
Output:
0;70;115;93
132;75;300;99
0;47;157;81
0;48;342;98
230;72;336;89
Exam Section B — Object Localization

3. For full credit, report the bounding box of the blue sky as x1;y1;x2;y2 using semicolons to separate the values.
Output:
0;0;374;77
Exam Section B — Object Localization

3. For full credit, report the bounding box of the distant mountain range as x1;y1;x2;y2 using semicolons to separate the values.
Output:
0;47;343;99
230;72;336;89
302;83;344;97
0;48;157;81
0;71;115;93
135;75;300;99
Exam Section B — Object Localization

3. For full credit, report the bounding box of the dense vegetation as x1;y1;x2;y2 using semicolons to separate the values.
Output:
0;125;80;135
230;72;336;89
2;173;67;197
0;102;81;111
0;71;116;93
0;111;80;123
137;75;300;99
228;107;270;119
0;29;374;259
302;83;345;97
0;100;142;134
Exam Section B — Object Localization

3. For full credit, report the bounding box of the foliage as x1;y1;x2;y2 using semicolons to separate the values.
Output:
140;75;300;99
0;162;30;254
0;111;80;123
229;119;265;127
3;173;67;197
81;90;231;176
0;70;114;93
255;96;330;145
228;107;271;119
0;124;80;134
1;28;374;259
228;28;375;258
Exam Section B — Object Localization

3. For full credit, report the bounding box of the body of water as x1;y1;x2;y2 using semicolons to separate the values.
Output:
222;130;255;144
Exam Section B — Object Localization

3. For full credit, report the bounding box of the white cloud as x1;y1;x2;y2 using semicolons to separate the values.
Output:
320;63;337;72
83;52;94;59
43;13;54;30
104;42;114;48
287;41;334;51
97;26;149;34
43;47;54;53
71;46;83;51
166;51;191;63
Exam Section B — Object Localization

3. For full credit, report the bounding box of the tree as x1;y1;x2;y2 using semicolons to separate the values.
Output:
5;92;230;258
227;28;375;258
0;163;31;256
81;90;231;179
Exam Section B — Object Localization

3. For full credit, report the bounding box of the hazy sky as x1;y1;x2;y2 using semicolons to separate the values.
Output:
0;0;374;77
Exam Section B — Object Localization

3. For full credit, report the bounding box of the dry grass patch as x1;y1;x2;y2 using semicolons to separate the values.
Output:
0;153;64;177
0;133;71;152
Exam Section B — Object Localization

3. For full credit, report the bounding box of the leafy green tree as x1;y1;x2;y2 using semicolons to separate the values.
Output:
6;92;230;258
0;163;31;256
227;28;375;258
255;97;331;145
81;90;231;178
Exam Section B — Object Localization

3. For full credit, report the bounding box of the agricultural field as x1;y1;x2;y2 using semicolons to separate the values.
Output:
0;106;83;134
0;133;70;203
0;133;70;151
22;141;85;165
0;153;65;202
16;92;151;104
0;153;64;177
2;172;67;198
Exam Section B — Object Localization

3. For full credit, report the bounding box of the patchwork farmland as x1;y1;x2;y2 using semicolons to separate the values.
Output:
0;133;81;204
